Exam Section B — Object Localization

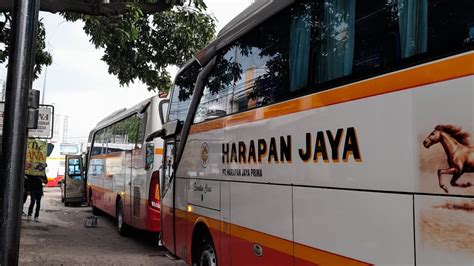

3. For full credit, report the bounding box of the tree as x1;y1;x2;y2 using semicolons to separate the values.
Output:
0;0;216;92
0;0;185;17
0;13;53;79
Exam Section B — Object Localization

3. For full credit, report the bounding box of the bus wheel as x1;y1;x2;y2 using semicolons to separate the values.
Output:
195;235;217;266
116;199;128;236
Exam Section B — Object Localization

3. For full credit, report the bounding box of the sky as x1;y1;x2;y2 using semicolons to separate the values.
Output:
0;0;252;145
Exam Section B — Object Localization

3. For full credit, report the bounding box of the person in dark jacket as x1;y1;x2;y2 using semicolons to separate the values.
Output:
27;163;48;222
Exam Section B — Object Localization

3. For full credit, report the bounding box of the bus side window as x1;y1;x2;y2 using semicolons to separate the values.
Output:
88;129;105;177
111;114;145;151
162;142;175;195
427;0;474;55
229;2;313;114
352;0;416;78
194;47;235;124
136;113;146;149
168;61;201;123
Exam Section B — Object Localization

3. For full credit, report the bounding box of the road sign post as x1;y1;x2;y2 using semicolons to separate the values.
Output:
0;103;54;139
0;0;41;263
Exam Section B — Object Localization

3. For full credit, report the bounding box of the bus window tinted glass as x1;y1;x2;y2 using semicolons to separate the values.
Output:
232;2;312;113
427;0;474;55
110;117;137;152
92;129;105;155
194;48;235;123
352;0;400;76
192;0;474;120
315;1;356;83
168;61;201;122
317;0;474;85
60;144;79;155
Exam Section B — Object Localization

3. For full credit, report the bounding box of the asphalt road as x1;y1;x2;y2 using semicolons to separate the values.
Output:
20;187;185;265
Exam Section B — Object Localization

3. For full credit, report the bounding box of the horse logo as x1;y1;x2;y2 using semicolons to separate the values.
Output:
423;125;473;193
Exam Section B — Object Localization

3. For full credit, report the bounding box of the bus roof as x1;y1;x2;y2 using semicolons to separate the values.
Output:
193;0;294;67
93;96;154;131
173;1;292;93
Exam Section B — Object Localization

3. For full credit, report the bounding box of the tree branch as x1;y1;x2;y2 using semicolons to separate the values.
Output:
0;0;176;16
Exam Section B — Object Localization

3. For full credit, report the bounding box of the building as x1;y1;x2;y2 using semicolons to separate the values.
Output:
52;114;69;142
0;79;5;101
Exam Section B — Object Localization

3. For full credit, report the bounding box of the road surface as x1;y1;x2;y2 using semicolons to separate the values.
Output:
20;187;185;265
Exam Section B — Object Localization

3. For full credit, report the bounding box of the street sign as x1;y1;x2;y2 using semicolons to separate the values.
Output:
0;102;54;139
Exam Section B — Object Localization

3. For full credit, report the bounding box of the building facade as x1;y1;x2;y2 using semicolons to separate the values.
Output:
52;114;69;142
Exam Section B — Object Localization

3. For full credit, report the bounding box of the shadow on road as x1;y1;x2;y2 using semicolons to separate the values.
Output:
20;187;184;265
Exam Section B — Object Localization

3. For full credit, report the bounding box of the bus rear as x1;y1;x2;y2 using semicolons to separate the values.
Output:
86;95;167;235
46;142;81;187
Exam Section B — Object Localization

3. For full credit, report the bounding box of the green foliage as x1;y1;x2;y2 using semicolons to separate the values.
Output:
1;0;216;92
0;13;53;79
66;2;216;92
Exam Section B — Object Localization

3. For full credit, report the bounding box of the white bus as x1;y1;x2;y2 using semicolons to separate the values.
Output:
86;95;168;235
46;141;81;187
154;0;474;265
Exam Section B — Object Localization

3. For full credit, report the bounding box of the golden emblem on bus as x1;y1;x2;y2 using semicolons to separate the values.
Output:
201;142;209;168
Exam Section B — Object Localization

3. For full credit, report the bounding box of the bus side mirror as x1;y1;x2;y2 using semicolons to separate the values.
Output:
145;143;154;170
146;129;165;142
162;120;179;138
158;99;169;125
47;143;54;157
145;120;179;142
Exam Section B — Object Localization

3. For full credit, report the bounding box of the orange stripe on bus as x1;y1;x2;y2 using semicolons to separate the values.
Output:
190;53;474;135
155;148;164;155
294;243;371;266
228;223;293;257
171;206;370;265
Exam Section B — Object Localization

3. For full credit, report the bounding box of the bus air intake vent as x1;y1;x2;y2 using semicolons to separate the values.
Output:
133;187;141;217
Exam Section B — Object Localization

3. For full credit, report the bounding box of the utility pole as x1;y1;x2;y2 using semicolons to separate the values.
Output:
0;0;40;264
41;67;47;104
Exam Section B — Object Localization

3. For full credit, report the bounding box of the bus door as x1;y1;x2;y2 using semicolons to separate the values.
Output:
124;150;133;226
63;155;84;204
161;139;177;254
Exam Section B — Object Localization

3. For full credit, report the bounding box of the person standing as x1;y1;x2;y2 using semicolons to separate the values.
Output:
27;163;48;222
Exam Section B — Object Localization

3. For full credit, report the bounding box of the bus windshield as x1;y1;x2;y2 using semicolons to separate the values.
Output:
60;144;80;155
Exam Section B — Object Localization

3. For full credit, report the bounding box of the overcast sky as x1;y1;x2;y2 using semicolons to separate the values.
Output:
1;0;252;144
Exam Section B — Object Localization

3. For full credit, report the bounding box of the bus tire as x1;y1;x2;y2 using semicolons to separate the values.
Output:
193;231;217;266
116;199;129;236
